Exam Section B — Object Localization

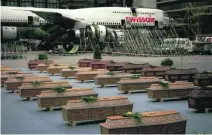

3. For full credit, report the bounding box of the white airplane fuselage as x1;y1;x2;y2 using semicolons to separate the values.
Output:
2;6;165;28
70;7;164;29
1;6;47;27
1;6;167;41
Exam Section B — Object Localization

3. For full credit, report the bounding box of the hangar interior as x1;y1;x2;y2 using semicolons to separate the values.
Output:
1;0;212;58
157;0;212;41
1;0;128;9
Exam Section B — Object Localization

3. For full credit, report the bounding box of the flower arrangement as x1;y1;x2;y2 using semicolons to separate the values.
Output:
81;96;97;103
55;64;60;66
107;71;116;76
16;76;25;81
31;81;42;87
69;66;76;70
52;86;67;93
130;75;140;79
161;58;173;67
93;46;102;60
122;112;142;124
159;81;169;88
38;53;48;60
8;71;18;74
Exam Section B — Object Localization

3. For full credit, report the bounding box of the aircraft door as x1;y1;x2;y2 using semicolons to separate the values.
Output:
28;16;33;25
130;7;137;16
32;17;40;26
28;16;40;26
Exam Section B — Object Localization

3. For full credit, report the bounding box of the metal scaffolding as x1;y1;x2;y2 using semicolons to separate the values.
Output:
172;2;212;40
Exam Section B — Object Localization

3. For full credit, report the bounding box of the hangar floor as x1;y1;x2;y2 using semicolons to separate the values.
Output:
1;52;212;134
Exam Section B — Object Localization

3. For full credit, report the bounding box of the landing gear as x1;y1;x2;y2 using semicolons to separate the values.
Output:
63;44;74;52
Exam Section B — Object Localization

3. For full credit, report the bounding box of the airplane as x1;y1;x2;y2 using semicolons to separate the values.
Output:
1;6;47;41
2;6;169;51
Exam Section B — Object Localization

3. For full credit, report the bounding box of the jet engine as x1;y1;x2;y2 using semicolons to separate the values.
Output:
86;25;107;42
1;26;18;40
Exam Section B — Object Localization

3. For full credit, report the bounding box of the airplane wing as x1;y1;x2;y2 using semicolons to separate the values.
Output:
12;8;92;28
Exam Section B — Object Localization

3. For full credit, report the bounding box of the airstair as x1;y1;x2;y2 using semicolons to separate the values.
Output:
106;22;190;56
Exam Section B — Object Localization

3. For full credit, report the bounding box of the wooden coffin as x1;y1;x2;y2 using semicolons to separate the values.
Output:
117;77;160;93
1;67;12;71
164;68;199;82
47;65;71;75
4;76;52;91
142;66;170;77
28;60;54;70
106;62;129;71
90;60;113;69
62;96;133;126
37;88;98;110
78;59;96;67
188;89;212;112
1;73;35;86
75;69;109;82
193;73;212;87
100;110;187;134
19;81;72;100
122;63;150;74
60;68;91;79
1;69;21;75
94;73;132;87
147;82;199;102
0;65;9;68
36;64;51;73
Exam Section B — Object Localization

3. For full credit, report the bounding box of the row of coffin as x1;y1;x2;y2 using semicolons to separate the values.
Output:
2;65;212;112
1;65;189;134
29;59;212;87
1;68;210;101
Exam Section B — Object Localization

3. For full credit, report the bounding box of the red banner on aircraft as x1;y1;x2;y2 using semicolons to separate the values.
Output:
126;17;155;23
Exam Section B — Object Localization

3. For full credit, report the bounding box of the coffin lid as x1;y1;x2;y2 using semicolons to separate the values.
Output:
61;68;91;72
38;88;95;98
69;96;127;103
1;69;21;74
48;66;70;69
189;89;212;98
78;59;95;63
142;66;170;72
76;70;109;75
193;73;212;79
106;62;129;67
95;73;132;78
1;73;34;78
21;81;71;89
1;67;12;71
63;96;131;109
165;68;199;75
6;76;51;83
147;82;199;90
91;60;112;64
28;60;54;64
100;110;187;129
122;63;150;69
37;64;49;66
118;77;160;83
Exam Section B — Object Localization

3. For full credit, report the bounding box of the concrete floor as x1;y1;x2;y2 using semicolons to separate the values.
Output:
1;52;212;134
